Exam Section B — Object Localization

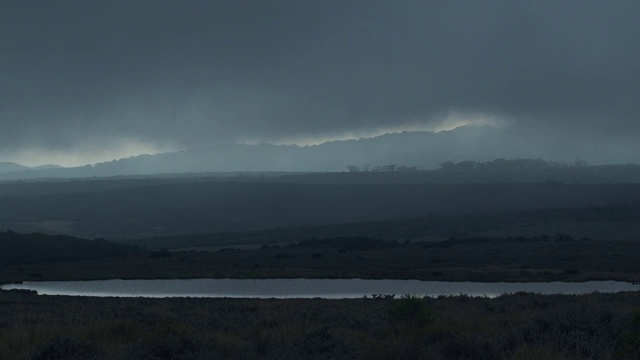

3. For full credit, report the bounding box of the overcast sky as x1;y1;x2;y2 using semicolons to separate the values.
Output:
2;1;639;166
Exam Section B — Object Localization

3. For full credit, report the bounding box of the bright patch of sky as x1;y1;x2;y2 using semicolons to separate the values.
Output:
4;139;177;167
269;113;504;147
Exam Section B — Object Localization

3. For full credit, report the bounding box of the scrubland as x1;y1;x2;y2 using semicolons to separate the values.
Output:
1;290;640;360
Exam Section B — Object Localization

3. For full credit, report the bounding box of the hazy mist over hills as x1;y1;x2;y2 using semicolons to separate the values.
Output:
1;125;638;180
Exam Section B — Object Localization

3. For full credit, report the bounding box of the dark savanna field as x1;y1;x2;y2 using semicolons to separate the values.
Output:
1;289;640;359
2;167;640;240
1;167;640;359
2;234;640;284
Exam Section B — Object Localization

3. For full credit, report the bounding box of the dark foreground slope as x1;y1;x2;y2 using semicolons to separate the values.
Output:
1;290;639;360
0;231;140;265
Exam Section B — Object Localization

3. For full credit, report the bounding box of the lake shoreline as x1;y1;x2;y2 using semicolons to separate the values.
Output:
2;278;639;299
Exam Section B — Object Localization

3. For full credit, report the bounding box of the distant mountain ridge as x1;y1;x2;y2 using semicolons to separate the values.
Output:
0;125;638;180
0;126;514;179
0;162;62;175
0;162;29;174
31;164;63;170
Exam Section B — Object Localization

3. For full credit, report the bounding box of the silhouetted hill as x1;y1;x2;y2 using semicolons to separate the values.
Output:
0;231;141;265
0;162;63;176
31;164;63;170
0;162;29;173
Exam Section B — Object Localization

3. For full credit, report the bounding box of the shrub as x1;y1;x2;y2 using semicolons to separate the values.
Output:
633;308;640;323
563;268;580;275
389;295;435;327
614;309;640;358
30;336;104;360
149;249;172;258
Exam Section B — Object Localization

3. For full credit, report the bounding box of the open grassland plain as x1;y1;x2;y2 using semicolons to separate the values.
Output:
3;179;640;240
1;290;640;359
122;201;640;251
2;236;640;284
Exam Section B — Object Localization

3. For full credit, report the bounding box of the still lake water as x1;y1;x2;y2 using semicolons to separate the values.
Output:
2;279;638;299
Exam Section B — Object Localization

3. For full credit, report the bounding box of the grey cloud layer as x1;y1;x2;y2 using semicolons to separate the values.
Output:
1;0;639;151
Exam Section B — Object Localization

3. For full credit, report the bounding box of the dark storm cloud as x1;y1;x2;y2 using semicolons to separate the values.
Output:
1;0;639;153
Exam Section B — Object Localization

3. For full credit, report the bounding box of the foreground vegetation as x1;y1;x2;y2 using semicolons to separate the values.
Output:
1;289;639;359
2;211;639;359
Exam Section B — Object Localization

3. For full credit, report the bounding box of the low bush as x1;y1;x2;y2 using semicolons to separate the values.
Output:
389;295;435;327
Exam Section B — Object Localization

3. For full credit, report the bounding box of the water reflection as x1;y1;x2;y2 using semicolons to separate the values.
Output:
2;279;638;299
